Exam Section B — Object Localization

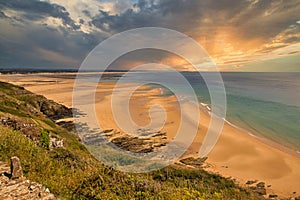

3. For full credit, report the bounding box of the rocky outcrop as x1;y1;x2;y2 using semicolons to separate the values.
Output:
83;129;168;153
55;121;76;132
39;100;72;121
0;117;64;149
250;182;266;196
0;117;40;144
0;158;56;200
0;81;73;122
49;138;63;149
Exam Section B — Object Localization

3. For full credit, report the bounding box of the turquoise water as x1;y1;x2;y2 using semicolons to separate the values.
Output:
187;72;300;152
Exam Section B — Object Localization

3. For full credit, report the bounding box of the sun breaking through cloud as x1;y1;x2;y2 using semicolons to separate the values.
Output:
0;0;299;71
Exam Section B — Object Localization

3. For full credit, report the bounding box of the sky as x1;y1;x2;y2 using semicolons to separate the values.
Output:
0;0;299;71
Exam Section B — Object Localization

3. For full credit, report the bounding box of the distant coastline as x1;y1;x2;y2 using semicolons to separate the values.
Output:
0;68;131;74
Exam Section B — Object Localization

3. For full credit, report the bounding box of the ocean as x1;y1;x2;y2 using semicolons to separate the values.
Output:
183;72;300;152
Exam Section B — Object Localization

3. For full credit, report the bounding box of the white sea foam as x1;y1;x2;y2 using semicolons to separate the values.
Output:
200;102;211;111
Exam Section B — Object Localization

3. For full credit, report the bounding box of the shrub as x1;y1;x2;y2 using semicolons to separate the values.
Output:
40;129;50;150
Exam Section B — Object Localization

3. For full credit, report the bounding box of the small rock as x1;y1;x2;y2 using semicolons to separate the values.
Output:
246;180;257;185
256;182;265;188
249;186;266;196
255;187;266;195
50;137;64;149
46;188;50;193
249;186;257;190
269;194;278;198
29;185;35;191
10;156;23;179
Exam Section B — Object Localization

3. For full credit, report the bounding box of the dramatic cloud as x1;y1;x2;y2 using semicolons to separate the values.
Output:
0;0;80;29
0;0;299;71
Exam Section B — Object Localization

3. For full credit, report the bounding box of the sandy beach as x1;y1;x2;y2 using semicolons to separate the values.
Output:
1;73;300;198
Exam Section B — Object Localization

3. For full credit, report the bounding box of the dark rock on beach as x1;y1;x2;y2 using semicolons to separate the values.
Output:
254;187;267;195
111;136;155;153
249;181;267;196
268;194;278;198
80;128;169;154
179;157;208;169
246;180;258;185
102;129;168;153
256;182;265;188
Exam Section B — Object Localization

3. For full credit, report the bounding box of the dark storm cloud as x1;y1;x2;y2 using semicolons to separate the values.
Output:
92;0;204;32
0;20;105;68
92;0;300;41
92;0;237;32
0;0;108;68
0;0;79;29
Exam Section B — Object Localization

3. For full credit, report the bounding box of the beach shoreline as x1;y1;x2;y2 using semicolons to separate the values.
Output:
1;72;300;198
224;116;300;159
199;99;300;160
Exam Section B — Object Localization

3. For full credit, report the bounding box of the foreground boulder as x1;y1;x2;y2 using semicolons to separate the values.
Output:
10;156;22;179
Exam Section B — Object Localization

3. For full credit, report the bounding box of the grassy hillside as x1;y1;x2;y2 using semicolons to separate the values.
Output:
0;81;263;199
